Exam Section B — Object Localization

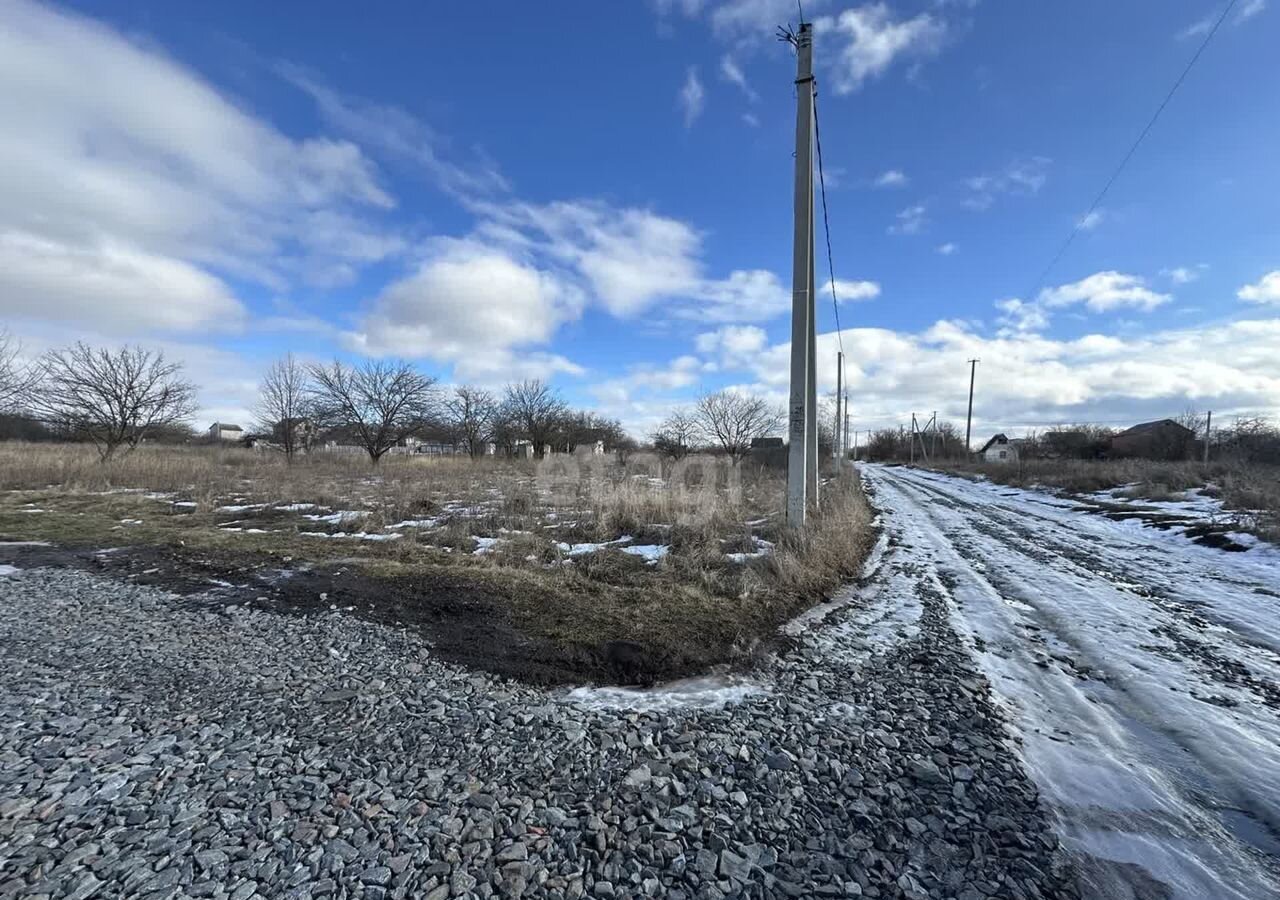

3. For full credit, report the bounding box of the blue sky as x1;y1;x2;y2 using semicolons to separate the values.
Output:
2;0;1278;438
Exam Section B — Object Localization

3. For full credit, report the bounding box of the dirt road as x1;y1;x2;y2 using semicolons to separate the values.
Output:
862;464;1280;900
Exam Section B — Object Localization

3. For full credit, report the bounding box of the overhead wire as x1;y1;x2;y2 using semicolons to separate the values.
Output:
1021;0;1239;300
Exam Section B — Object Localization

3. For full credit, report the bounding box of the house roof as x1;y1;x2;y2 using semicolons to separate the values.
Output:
211;422;243;431
1117;418;1193;437
977;433;1009;454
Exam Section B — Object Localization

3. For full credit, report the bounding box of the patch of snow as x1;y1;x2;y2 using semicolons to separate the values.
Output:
303;510;366;525
298;531;401;542
472;536;502;554
388;518;442;530
564;675;764;711
0;541;50;547
276;503;320;511
0;564;20;577
216;503;267;513
18;508;46;513
621;544;669;563
555;535;634;556
725;536;776;563
118;519;143;526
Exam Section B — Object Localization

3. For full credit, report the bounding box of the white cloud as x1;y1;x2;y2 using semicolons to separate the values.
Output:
888;204;928;235
873;169;908;188
1161;265;1205;285
349;238;583;367
937;242;958;256
1237;0;1267;22
696;324;768;367
680;66;706;127
279;64;508;200
471;198;789;323
719;55;757;101
827;279;881;302
1238;271;1280;305
742;112;761;127
0;232;246;334
710;0;827;36
1039;271;1170;313
963;157;1051;210
0;0;399;334
814;3;947;94
995;297;1049;335
713;317;1280;433
1077;209;1105;231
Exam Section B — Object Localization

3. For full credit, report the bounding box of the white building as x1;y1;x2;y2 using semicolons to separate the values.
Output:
978;433;1019;463
208;422;244;442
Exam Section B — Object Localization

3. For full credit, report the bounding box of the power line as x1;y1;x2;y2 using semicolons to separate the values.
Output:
1023;0;1239;300
812;96;844;356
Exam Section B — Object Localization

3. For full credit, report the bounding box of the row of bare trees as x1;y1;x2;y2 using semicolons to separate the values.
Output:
652;391;785;465
256;356;631;465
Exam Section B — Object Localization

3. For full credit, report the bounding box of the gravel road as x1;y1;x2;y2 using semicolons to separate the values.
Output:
0;549;1076;899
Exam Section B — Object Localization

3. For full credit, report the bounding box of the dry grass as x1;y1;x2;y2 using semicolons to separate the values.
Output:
0;442;876;678
930;457;1280;542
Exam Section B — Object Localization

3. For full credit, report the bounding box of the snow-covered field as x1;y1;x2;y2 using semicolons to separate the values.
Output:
863;464;1280;900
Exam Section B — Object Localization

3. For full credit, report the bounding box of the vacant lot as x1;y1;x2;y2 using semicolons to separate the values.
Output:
0;442;873;684
930;457;1280;542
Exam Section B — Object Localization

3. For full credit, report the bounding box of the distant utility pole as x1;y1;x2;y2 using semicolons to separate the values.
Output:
844;391;850;461
965;359;980;456
785;20;817;526
931;410;938;459
1204;410;1213;464
833;351;844;465
910;414;917;464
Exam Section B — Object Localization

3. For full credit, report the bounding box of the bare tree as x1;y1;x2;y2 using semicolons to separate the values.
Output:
0;329;40;414
33;343;197;461
255;353;312;463
652;408;698;460
693;390;785;465
502;379;568;459
308;359;439;465
445;385;499;458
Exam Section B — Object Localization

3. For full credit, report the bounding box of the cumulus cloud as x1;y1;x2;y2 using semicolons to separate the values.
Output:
826;279;881;302
718;317;1280;433
1162;265;1205;285
1238;271;1280;305
710;0;829;36
814;3;947;93
0;0;399;333
695;324;769;367
349;238;584;369
937;242;958;256
680;67;705;127
1039;271;1170;313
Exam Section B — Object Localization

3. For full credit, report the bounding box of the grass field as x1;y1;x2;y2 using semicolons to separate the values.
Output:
0;442;875;684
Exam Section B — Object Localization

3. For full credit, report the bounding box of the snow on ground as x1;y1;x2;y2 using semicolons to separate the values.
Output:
302;510;366;525
555;536;634;556
863;464;1280;900
620;544;668;563
298;531;402;542
0;565;19;577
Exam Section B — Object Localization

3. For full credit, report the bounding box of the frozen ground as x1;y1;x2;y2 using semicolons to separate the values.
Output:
862;464;1280;900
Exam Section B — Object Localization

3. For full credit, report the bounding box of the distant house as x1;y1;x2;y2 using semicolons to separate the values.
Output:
1110;419;1196;461
750;437;784;450
978;433;1019;463
208;422;243;442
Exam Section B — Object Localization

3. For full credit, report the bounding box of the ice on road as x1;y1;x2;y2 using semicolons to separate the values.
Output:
862;464;1280;900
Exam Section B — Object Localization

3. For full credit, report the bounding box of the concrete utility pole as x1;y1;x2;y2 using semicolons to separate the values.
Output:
786;21;816;526
964;359;980;456
844;390;850;461
910;414;917;464
1204;410;1213;464
833;352;844;464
